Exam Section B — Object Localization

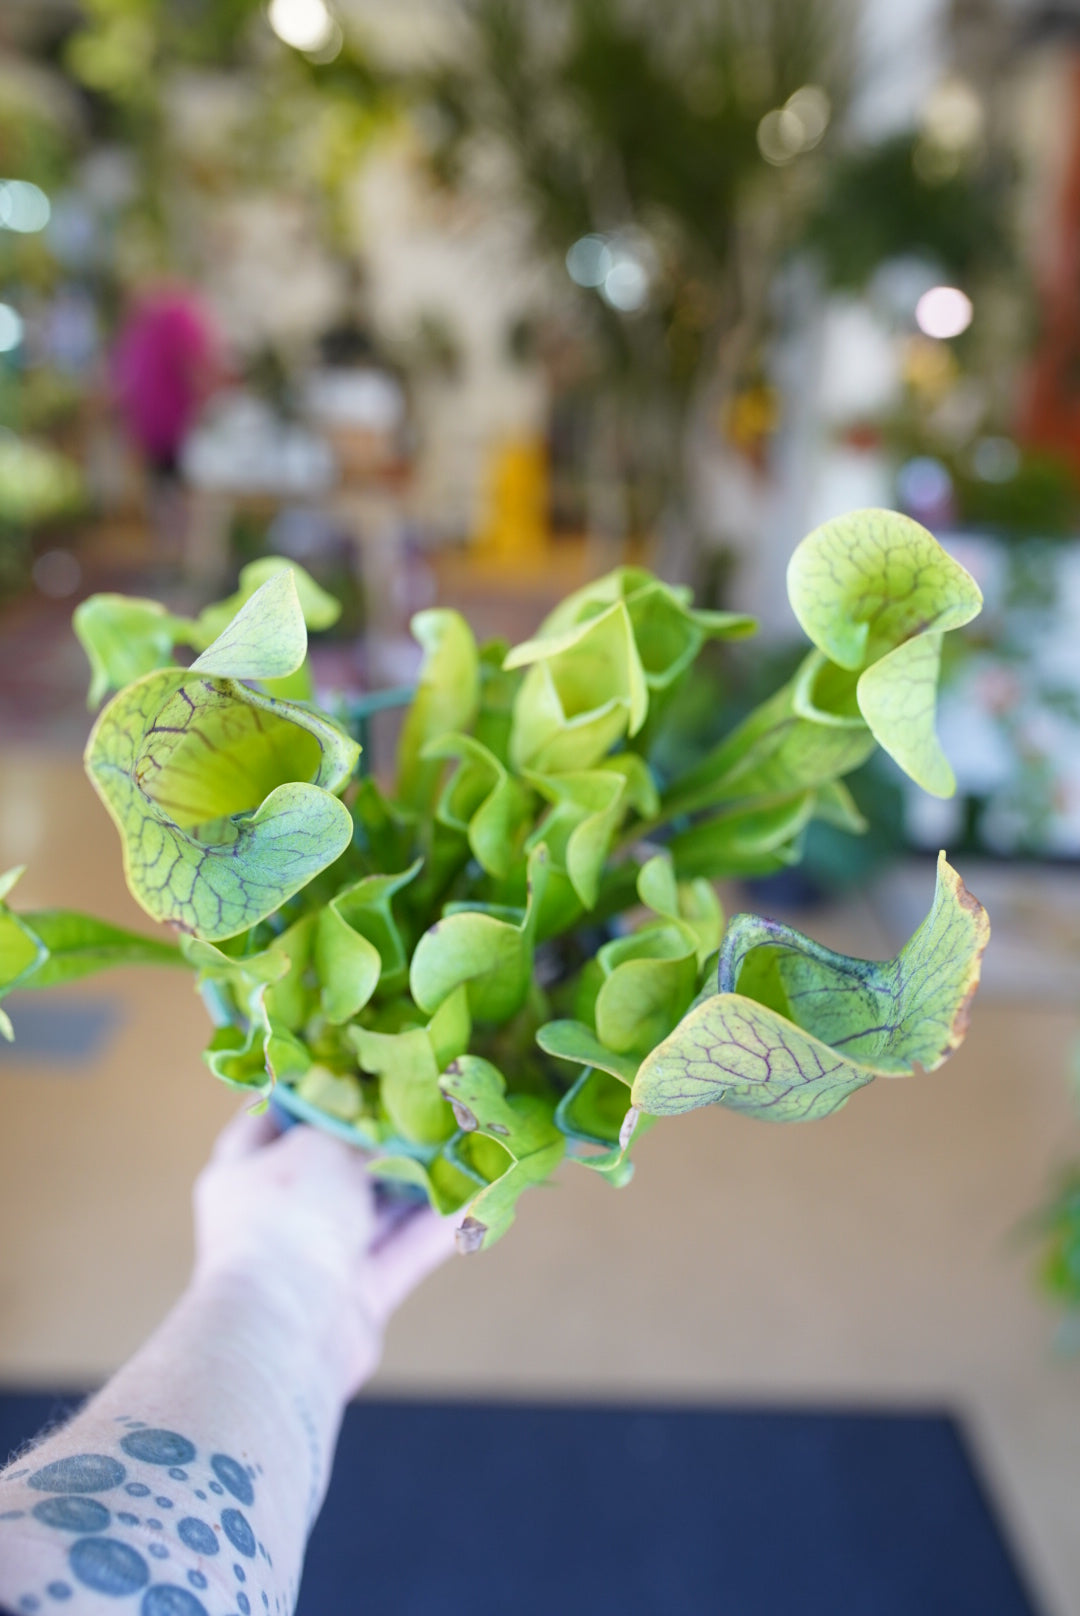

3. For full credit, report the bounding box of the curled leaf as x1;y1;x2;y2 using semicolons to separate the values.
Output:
787;509;982;671
787;510;981;796
632;853;988;1122
426;734;532;879
74;596;196;710
195;557;342;643
506;601;648;772
439;1055;564;1250
662;661;874;820
535;1019;640;1086
84;573;359;940
526;755;658;909
855;633;953;796
409;846;548;1021
348;988;469;1145
594;921;699;1057
506;568;753;773
396;610;480;811
74;559;341;708
314;902;382;1025
554;1067;653;1185
324;861;422;999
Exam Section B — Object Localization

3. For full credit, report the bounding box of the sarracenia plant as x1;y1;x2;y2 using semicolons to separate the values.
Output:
0;511;990;1251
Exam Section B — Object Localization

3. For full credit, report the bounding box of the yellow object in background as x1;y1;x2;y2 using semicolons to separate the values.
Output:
474;438;550;562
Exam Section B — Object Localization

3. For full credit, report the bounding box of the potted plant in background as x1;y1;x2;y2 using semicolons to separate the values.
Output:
0;509;989;1250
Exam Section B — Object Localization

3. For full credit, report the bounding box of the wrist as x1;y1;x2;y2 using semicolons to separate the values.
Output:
188;1256;378;1403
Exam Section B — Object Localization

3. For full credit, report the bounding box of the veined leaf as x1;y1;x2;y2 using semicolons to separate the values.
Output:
632;852;989;1122
855;633;953;796
188;568;308;681
786;510;981;797
84;573;359;940
786;508;982;671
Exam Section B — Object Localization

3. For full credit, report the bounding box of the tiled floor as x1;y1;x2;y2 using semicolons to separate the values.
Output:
2;751;1080;1615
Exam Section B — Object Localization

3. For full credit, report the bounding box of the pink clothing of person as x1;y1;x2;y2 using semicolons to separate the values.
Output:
113;288;218;468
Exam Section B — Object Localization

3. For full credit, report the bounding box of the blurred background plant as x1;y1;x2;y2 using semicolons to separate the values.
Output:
413;0;854;580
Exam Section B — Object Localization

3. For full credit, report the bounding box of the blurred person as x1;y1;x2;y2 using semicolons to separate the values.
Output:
113;285;222;553
0;1112;457;1614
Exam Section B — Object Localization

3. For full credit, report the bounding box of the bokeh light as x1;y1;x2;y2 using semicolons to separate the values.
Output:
32;549;82;599
567;234;651;312
566;235;612;288
600;254;649;313
267;0;337;53
757;85;831;166
914;285;973;339
0;180;51;234
0;304;24;353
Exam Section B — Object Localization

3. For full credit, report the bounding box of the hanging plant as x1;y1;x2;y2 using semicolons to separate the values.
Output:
0;510;989;1250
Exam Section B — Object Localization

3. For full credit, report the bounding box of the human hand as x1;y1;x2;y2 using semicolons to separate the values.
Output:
193;1108;459;1397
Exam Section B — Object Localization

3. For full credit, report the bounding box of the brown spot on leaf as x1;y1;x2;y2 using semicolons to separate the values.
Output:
450;1098;478;1132
455;1216;486;1255
943;859;990;1053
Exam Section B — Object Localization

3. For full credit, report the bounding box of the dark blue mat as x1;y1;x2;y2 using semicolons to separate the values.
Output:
0;1395;1040;1616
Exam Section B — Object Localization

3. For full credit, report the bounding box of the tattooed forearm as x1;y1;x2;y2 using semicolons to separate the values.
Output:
0;1418;281;1616
0;1115;456;1616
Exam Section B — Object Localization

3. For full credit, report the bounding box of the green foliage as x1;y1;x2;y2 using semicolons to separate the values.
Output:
786;509;982;795
4;509;991;1249
631;851;988;1121
82;569;359;939
806;131;1010;291
0;866;184;1041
